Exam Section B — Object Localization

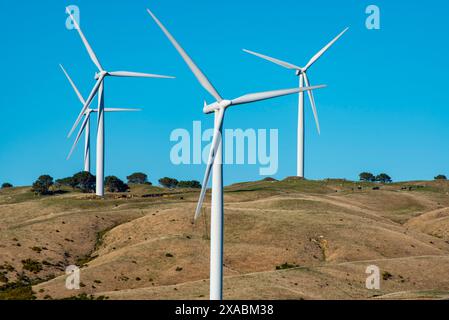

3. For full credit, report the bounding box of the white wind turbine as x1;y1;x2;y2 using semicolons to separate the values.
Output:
65;8;174;196
147;8;325;300
243;27;348;177
60;64;141;172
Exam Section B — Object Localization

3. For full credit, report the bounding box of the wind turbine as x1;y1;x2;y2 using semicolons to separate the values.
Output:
60;64;141;172
147;8;325;300
243;27;348;178
65;8;174;196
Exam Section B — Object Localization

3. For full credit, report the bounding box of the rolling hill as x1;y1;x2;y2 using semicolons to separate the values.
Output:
1;178;449;300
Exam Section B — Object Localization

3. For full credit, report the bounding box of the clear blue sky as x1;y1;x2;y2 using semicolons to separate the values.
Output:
1;0;448;186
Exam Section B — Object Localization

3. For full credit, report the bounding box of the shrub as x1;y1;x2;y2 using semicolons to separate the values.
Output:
105;176;129;193
435;175;447;180
31;175;54;195
0;279;36;300
127;172;148;185
359;172;376;182
382;271;393;280
1;183;13;189
177;180;201;189
275;262;299;270
62;293;108;300
159;177;179;188
21;259;42;273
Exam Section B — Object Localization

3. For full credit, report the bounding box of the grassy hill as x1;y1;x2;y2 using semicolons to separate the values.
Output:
1;179;449;300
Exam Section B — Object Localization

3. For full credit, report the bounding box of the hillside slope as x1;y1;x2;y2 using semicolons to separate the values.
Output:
1;179;449;300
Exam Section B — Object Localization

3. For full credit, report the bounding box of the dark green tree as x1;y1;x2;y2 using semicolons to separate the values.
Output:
126;172;148;185
158;177;179;188
1;183;13;189
177;180;202;189
31;175;54;195
72;171;96;193
55;177;77;189
435;175;447;180
376;173;392;184
105;176;129;193
359;172;376;182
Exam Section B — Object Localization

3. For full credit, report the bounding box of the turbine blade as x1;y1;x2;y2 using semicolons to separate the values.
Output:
68;76;104;138
67;114;89;160
304;27;349;71
104;108;141;112
66;7;103;71
303;73;321;135
242;49;301;70
60;64;86;105
147;8;223;102
230;85;326;106
194;108;225;221
108;71;174;79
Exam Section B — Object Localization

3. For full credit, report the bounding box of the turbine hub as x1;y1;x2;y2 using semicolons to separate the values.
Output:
203;100;231;114
219;100;232;109
94;71;108;80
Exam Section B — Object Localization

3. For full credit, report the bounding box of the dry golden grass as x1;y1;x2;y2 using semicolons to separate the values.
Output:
1;180;449;300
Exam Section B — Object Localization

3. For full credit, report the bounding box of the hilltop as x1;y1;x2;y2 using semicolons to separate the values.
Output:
1;178;449;300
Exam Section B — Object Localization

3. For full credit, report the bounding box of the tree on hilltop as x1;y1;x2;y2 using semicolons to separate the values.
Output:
72;171;96;193
105;176;129;193
359;172;376;182
56;177;77;189
127;172;148;185
1;183;13;189
32;175;54;195
376;173;392;184
159;177;179;188
177;180;201;189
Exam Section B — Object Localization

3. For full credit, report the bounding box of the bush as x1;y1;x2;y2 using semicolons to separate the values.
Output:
1;183;13;189
0;279;35;300
72;171;96;193
177;180;202;189
435;175;447;180
105;176;129;193
359;172;376;182
382;271;393;280
159;177;179;188
127;172;148;185
376;173;392;184
31;175;54;195
21;259;42;273
275;262;299;270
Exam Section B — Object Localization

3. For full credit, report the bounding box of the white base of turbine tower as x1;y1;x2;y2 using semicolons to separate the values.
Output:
84;117;90;173
96;82;105;197
297;74;305;178
210;110;224;300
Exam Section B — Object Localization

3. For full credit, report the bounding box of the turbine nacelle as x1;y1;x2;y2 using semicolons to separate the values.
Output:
94;71;108;80
203;100;232;114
